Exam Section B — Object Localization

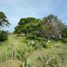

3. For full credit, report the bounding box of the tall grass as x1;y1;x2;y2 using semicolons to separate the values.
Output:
0;34;67;67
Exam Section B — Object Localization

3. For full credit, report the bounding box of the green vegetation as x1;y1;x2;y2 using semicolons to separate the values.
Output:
0;11;10;27
61;27;67;42
0;35;67;67
14;15;66;41
0;11;10;41
0;31;8;41
0;11;67;67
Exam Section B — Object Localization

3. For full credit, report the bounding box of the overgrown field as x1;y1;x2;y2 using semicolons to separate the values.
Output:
0;34;67;67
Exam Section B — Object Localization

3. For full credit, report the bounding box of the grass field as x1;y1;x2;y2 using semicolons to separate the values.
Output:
0;34;67;67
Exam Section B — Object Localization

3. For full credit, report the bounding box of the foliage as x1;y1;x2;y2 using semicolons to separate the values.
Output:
0;11;10;27
17;49;30;67
38;15;64;40
61;27;67;42
14;15;66;42
0;30;8;41
0;11;67;67
0;11;10;42
0;35;67;67
14;17;40;35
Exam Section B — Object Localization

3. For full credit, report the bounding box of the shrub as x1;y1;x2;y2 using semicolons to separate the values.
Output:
61;38;67;43
0;30;8;41
61;28;67;43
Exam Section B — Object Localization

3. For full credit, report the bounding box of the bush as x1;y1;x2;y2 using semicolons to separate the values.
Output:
61;38;67;43
61;28;67;43
0;30;8;41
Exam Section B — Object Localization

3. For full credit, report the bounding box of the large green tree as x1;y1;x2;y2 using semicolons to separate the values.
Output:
14;17;40;35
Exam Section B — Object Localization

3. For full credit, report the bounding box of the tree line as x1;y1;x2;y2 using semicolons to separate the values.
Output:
0;11;67;42
14;15;67;42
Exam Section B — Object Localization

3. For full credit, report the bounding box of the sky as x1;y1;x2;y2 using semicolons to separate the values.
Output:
0;0;67;32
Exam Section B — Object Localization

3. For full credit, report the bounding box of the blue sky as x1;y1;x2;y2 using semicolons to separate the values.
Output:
0;0;67;32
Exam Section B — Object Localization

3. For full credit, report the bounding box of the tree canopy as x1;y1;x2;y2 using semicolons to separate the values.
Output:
14;14;67;41
0;11;10;28
0;11;10;41
14;17;40;35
